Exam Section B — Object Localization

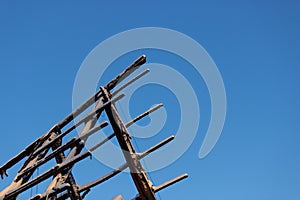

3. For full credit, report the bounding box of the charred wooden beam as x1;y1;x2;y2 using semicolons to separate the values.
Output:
111;69;150;96
88;104;164;152
48;133;78;200
0;55;145;177
0;132;58;199
125;103;163;127
0;55;189;200
28;183;71;200
45;54;145;198
153;174;188;193
106;55;146;91
3;145;91;199
78;135;175;193
100;86;157;200
57;89;102;129
31;94;124;159
46;98;105;200
57;54;146;130
17;121;108;180
0;125;59;178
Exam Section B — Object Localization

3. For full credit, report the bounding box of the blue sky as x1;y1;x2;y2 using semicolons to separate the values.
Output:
0;1;299;200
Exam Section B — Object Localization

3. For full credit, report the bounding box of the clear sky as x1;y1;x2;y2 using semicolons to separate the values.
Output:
0;1;299;200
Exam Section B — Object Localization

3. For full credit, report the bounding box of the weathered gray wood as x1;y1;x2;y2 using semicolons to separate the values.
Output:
106;55;146;91
31;94;124;159
28;183;70;200
0;55;188;200
3;148;92;199
111;68;150;96
78;135;175;193
125;103;163;127
17;121;108;180
0;132;58;199
152;174;188;193
0;125;59;179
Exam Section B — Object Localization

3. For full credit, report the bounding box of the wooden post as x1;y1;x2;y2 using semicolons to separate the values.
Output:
0;55;188;200
101;86;156;200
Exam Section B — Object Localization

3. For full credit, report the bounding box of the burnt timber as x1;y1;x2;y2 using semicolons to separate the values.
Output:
0;55;188;200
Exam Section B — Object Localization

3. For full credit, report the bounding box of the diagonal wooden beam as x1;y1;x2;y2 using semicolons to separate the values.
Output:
101;86;156;200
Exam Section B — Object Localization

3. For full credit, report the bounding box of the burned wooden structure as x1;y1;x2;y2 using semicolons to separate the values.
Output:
0;55;188;200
